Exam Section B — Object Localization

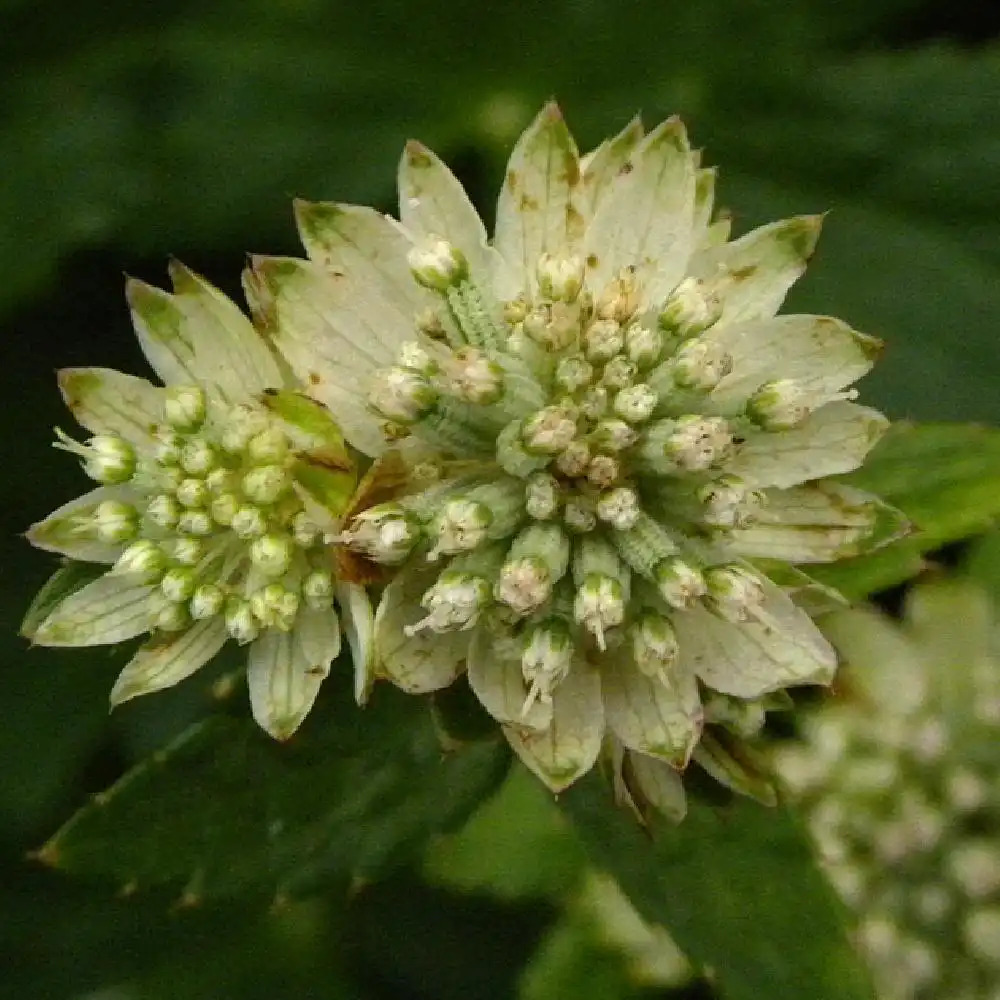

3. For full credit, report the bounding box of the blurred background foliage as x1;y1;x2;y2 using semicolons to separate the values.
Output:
4;1;1000;997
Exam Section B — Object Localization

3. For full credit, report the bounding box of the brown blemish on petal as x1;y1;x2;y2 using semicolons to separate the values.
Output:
586;253;599;269
520;193;539;212
308;372;321;385
730;265;758;282
405;139;434;168
618;160;634;176
506;169;519;194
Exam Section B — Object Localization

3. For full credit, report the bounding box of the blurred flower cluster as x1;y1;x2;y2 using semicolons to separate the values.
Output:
775;579;1000;1000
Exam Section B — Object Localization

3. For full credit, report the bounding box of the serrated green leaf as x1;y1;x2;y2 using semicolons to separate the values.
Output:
41;675;509;900
560;773;876;1000
810;423;1000;598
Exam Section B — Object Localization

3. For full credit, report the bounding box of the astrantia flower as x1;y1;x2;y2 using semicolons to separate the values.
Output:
249;103;898;797
775;581;1000;1000
22;263;372;739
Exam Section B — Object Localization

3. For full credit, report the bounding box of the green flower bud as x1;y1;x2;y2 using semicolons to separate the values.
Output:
555;356;594;394
658;276;722;339
93;499;139;543
522;405;579;455
595;271;640;323
671;337;734;391
341;503;420;564
601;356;637;391
291;511;322;548
303;570;334;609
587;455;620;488
406;571;492;634
153;429;184;466
204;468;238;494
249;533;294;577
596;487;640;530
164;384;206;431
190;583;225;620
704;564;766;623
655;556;706;609
54;429;136;484
624;322;663;369
231;504;267;540
631;613;680;680
156;601;190;632
536;252;584;302
584;318;624;363
242;464;289;504
613;383;657;423
146;493;181;529
447;349;504;404
179;436;216;475
590;419;638;453
247;427;290;465
220;403;269;454
524;473;560;520
161;566;198;603
171;536;205;566
521;618;573;712
176;509;214;536
225;597;259;644
176;477;209;509
407;238;468;290
111;539;167;582
368;367;437;424
746;379;812;431
573;572;626;650
210;492;241;527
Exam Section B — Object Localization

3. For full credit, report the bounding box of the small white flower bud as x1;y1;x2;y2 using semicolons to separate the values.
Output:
671;337;734;391
161;566;198;603
407;238;468;290
156;465;184;491
524;473;560;520
587;454;620;487
291;511;322;549
415;308;449;341
249;533;294;577
596;487;640;530
613;383;658;423
164;384;206;431
658;277;722;338
503;297;528;325
341;504;421;564
574;574;625;651
536;253;584;302
190;583;225;620
154;429;184;466
655;557;707;609
495;557;552;615
179;436;216;475
176;477;209;509
156;601;190;632
303;570;335;609
522;405;579;455
595;271;640;323
579;386;608;420
521;619;573;713
54;429;136;484
146;493;181;529
661;415;734;472
447;349;504;404
220;403;269;454
225;597;259;644
601;356;637;390
210;492;240;527
698;475;764;529
205;468;238;494
111;539;167;581
369;367;437;424
231;504;267;540
625;322;663;369
406;572;492;634
93;499;138;543
554;356;594;394
555;439;591;477
271;588;300;631
590;419;638;453
564;496;597;533
396;341;437;375
584;318;624;363
746;379;818;431
247;427;289;465
963;909;1000;966
522;302;579;351
171;536;205;566
704;564;766;623
176;509;214;536
429;499;492;560
632;613;680;680
242;464;289;504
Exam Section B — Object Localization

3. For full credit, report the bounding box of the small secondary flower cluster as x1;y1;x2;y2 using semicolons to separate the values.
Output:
244;103;899;801
775;581;1000;1000
23;263;371;739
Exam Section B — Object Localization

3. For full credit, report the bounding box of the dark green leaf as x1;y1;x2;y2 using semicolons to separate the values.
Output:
41;675;509;900
560;773;875;1000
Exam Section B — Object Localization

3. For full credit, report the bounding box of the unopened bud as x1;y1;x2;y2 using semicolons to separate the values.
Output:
154;430;184;466
407;238;468;290
249;533;294;576
587;454;620;488
190;583;226;620
522;405;579;455
210;492;241;527
242;464;289;504
554;356;594;394
495;556;552;615
447;349;504;404
746;379;815;431
523;303;577;351
536;253;584;302
231;504;268;540
54;429;136;484
396;341;437;375
176;509;214;536
111;539;167;581
176;477;209;509
671;338;734;391
613;383;657;423
205;468;237;494
93;499;138;543
146;493;181;529
406;571;492;634
574;574;625;651
632;613;680;679
658;277;722;339
171;536;205;566
341;503;421;564
225;597;259;644
625;323;663;369
429;499;492;559
655;556;706;609
601;356;637;391
291;511;322;548
584;319;624;363
164;385;206;431
247;427;289;465
220;403;269;454
704;564;766;623
524;473;560;520
663;415;733;472
555;439;591;477
596;271;640;323
590;419;638;453
564;496;598;534
579;386;608;420
156;601;190;633
179;437;216;476
369;367;437;423
596;487;640;530
161;566;198;603
303;570;334;609
698;475;763;529
521;619;573;713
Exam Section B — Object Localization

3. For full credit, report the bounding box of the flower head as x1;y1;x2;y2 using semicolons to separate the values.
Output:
23;262;373;739
249;104;898;797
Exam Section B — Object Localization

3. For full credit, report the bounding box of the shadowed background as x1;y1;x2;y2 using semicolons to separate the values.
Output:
2;1;1000;997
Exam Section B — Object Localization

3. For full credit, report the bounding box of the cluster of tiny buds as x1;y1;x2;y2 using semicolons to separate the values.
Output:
58;385;336;643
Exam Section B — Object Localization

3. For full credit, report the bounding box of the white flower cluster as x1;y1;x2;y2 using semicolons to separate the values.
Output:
24;263;372;739
774;580;1000;1000
246;103;899;800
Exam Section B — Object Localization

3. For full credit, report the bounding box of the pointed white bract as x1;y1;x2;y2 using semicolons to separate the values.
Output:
257;103;896;805
24;266;372;740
